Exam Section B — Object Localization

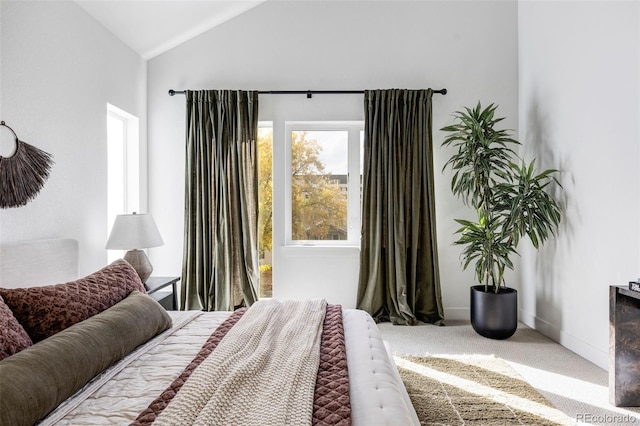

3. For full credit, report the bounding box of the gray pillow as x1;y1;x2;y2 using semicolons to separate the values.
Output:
0;290;172;426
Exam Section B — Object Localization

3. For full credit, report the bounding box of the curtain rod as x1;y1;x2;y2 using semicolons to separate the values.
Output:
168;88;447;98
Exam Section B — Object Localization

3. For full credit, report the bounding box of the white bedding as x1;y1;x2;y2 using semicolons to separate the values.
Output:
40;309;419;426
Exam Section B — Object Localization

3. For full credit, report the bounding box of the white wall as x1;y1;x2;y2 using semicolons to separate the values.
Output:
0;1;147;277
518;1;640;369
147;1;519;309
1;0;634;370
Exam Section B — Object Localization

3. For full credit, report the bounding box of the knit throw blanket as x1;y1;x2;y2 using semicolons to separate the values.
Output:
153;299;328;426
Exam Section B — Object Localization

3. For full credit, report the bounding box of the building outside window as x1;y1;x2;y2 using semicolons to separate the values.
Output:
285;122;363;247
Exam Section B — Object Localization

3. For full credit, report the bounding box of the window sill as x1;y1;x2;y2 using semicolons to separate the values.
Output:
280;245;361;256
284;244;360;249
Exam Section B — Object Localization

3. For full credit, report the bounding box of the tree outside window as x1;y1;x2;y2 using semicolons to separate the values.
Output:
291;131;348;241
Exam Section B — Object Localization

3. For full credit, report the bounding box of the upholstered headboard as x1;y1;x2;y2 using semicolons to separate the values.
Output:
0;238;79;288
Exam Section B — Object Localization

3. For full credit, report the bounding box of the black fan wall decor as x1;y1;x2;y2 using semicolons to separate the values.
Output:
0;121;54;208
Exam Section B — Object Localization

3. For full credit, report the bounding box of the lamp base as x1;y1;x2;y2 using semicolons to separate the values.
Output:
123;249;153;283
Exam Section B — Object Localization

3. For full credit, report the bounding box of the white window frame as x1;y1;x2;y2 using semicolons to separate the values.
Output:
285;121;363;247
107;103;140;262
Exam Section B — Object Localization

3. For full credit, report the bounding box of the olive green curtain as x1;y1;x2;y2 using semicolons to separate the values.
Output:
357;89;445;325
181;90;259;311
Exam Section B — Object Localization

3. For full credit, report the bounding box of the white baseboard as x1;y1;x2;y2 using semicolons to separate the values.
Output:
443;307;470;321
446;306;609;371
520;308;609;371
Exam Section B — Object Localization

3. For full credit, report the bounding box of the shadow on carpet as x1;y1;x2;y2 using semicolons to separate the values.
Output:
395;355;574;425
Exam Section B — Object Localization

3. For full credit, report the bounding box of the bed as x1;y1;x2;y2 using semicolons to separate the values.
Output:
0;238;419;426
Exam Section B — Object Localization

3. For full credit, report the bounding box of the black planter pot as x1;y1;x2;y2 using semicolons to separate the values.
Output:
470;285;517;340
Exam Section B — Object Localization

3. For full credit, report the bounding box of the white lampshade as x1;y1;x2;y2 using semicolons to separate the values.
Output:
106;213;164;250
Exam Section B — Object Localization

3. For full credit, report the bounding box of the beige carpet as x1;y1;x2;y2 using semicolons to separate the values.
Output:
396;355;574;425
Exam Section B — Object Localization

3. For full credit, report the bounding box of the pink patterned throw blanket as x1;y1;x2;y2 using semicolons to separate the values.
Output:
132;300;350;426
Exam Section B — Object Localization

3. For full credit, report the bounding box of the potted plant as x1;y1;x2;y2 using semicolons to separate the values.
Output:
441;102;562;339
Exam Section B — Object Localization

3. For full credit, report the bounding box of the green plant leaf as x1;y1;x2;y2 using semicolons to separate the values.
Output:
440;101;563;290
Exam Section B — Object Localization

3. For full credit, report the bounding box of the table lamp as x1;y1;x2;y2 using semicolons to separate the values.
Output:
106;212;164;282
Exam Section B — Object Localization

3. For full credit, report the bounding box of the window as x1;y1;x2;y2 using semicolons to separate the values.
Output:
286;122;363;246
107;104;139;263
258;122;273;297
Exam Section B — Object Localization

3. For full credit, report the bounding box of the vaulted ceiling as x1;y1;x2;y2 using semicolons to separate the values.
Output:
75;1;266;60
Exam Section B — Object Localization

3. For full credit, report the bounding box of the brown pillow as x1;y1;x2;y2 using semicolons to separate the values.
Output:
0;291;172;426
0;259;146;342
0;295;33;360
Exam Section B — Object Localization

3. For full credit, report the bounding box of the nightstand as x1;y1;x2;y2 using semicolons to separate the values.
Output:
145;276;180;310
